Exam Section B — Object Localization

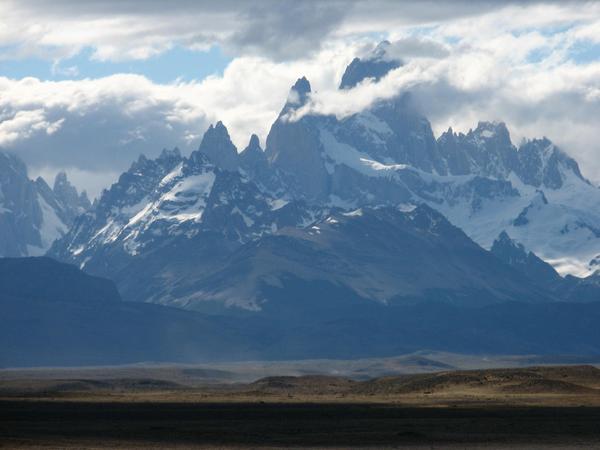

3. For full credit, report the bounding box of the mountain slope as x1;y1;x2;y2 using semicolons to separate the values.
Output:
189;205;555;313
0;257;258;367
0;257;120;304
3;256;600;367
491;231;563;287
55;198;560;313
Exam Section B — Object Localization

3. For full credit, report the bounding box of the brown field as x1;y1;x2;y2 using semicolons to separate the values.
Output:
2;361;600;448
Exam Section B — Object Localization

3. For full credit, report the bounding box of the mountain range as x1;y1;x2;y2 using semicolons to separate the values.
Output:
43;43;600;312
1;42;600;365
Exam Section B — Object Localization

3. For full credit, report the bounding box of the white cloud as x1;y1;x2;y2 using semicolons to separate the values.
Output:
0;40;359;195
286;3;600;182
0;0;599;194
0;0;350;62
384;37;451;60
0;1;575;63
0;109;65;144
0;75;212;192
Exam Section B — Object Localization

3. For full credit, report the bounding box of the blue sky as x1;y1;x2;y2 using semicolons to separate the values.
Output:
570;42;600;64
3;36;595;83
0;45;232;83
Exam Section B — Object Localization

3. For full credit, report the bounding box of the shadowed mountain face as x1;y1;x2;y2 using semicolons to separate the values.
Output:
0;257;258;367
2;256;600;367
0;257;120;304
491;231;563;287
51;195;559;312
186;205;555;313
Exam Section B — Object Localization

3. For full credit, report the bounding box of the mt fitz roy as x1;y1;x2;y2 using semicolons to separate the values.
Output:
3;43;600;316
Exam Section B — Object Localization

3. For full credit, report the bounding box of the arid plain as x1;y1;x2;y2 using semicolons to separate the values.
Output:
2;354;600;448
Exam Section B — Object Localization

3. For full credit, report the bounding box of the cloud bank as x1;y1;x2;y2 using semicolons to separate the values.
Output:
0;0;526;63
0;43;358;195
0;1;598;195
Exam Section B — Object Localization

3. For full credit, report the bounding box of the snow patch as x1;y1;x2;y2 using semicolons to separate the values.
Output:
398;203;417;213
159;163;183;187
29;194;68;255
269;198;289;211
232;206;255;227
319;128;408;178
343;208;363;217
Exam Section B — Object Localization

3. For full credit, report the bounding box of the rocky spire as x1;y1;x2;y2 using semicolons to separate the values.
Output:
339;41;402;89
196;121;239;171
239;133;268;178
53;171;91;211
278;76;312;118
290;76;311;103
242;134;262;155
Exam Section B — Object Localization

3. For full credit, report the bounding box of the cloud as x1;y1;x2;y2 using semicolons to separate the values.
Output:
0;75;212;197
385;37;451;60
0;41;359;195
0;0;599;195
1;0;348;63
284;63;429;121
0;75;206;160
284;3;600;182
0;109;65;144
0;0;568;63
225;1;347;61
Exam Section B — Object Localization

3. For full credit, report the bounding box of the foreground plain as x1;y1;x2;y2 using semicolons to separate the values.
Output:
2;363;600;448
